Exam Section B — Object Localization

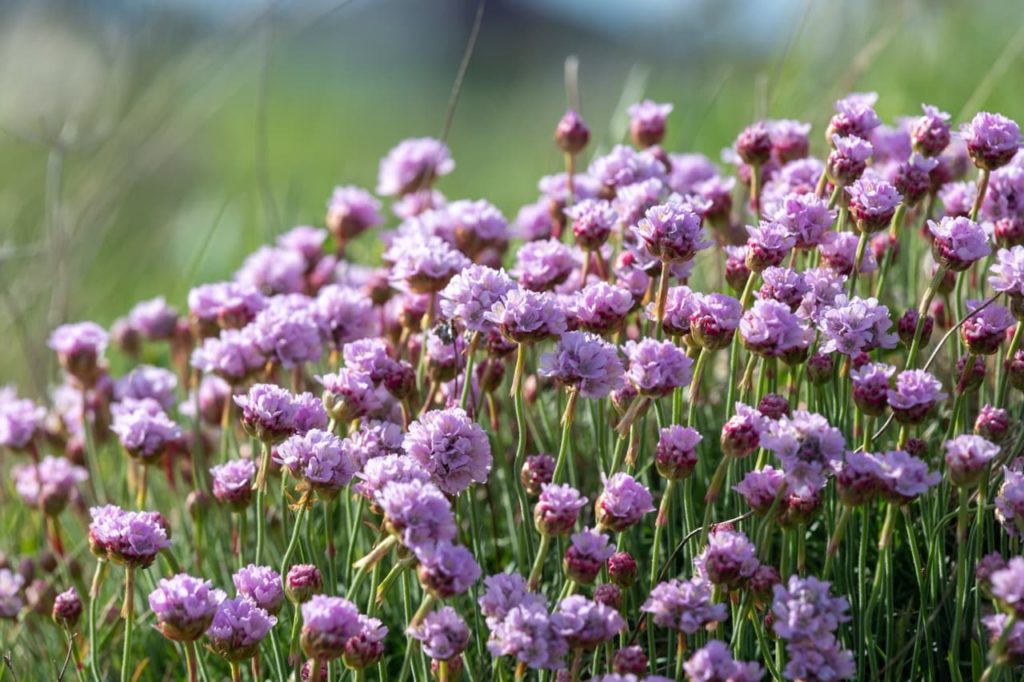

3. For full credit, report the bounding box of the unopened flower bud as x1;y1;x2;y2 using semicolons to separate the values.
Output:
52;587;82;629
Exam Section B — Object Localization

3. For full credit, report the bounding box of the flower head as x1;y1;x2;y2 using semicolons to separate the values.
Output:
596;473;655;532
623;339;693;397
761;411;845;495
12;455;87;515
440;265;515;333
300;594;361;660
563;528;616;584
689;293;742;350
741;300;813;361
628;100;673;147
944;435;1000;488
817;295;897;357
642;577;727;634
111;401;183;462
407;606;470;661
376;479;457;554
403;408;491;495
377;137;454;196
572;282;635;335
684;640;764;682
632;201;711;263
745;221;796;272
0;396;46;450
961;112;1021;170
209;458;256;510
486;288;567;344
539;331;624;399
928;216;991;271
553;595;625;649
325;185;382;242
416;541;481;599
655;425;701;480
148;574;225;642
233;564;284;615
88;505;170;567
695;526;760;589
887;370;947;425
846;177;902;232
277;429;357;497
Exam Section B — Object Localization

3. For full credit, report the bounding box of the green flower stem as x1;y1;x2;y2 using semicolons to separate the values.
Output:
848;228;870;297
905;265;948;369
551;389;579;484
120;567;136;682
459;332;481;410
254;442;272;564
88;560;107;682
510;344;534;562
527;535;552;591
996;321;1023;407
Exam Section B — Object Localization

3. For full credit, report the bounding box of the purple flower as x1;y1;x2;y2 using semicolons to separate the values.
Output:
486;288;567;344
928;216;992;271
0;569;24;619
944;435;1000;488
403;407;491;495
632;201;711;263
962;300;1015;355
983;613;1024;666
783;638;855;682
285;565;323;605
772;574;849;642
314;284;378;350
512;238;576;292
553;595;625;649
735;121;773;166
440;265;515;333
247;297;324;369
695;526;760;589
770;119;812;162
53;587;83;628
820;231;877;276
291;392;330;433
111;401;183;462
0;396;45;450
797;268;848;323
49;322;108;384
740;300;813;360
990;557;1024;616
346;419;404;468
850;362;895;417
836;451;886;506
478;573;546;629
571;282;634;335
589;145;666;192
209;458;256;510
148;573;224;642
564;528;615;584
649;285;697;337
534;483;588;536
389;234;469;294
689;293;743;351
377;137;454;196
416;541;481;598
299;594;361;660
817;295;898;357
990;246;1024;299
829;93;881;140
827;135;873;186
758;267;810;312
326;185;382;242
448;199;508;256
846;177;902;232
487;602;567;669
115;365;178;411
318;369;387;423
745;221;796;272
277;226;327;269
684;640;764;682
354;454;430;501
235;246;306;296
614;177;665;227
191;330;264;383
887;369;947;425
188;282;266;334
233;564;284;615
961;112;1021;170
628;100;673;147
88;504;171;567
539;331;624;399
128;297;179;340
912;104;952;157
642;577;727;634
408;606;470;660
277;429;357;496
721;403;769;459
376;479;457;554
761;411;845;495
997;469;1024;538
234;384;300;444
12;455;87;515
655;425;701;480
515;201;554;241
874;450;940;502
596;473;655;532
734;466;786;514
555;109;590;153
566;198;616;251
343;615;389;670
623;339;693;397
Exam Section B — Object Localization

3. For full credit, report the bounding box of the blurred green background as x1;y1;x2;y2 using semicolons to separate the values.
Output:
1;0;1023;393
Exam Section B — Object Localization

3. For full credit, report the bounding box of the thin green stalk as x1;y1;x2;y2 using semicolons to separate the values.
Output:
120;568;136;682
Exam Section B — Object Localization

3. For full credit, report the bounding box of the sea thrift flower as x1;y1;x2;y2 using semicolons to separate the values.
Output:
741;300;813;360
234;384;300;444
655;425;701;480
961;112;1021;170
990;557;1024;616
928;216;992;271
52;587;83;629
148;574;224;642
961;300;1015;354
596;473;655;532
478;573;545;629
354;454;430;501
89;505;170;567
567;199;617;250
944;435;1000;487
520;454;555;496
555;109;590;153
314;284;378;349
389;234;469;294
49;322;108;385
912;104;952;157
539;331;624;399
285;565;322;604
758;267;810;311
629;100;673;147
684;640;764;682
632;201;711;263
820;231;877;276
209;458;256;510
188;282;266;334
0;396;45;450
847;177;902;232
553;595;625;650
771;576;853;681
115;365;178;410
826;135;873;186
191;330;264;383
895;153;940;206
534;484;588;536
440;264;515;333
446;198;507;257
623;339;693;397
589;145;666;192
375;479;457;554
235;247;306;295
721;404;768;459
572;282;635;335
850;362;895;416
408;606;470;661
817;296;898;356
512;239;576;291
487;602;568;669
318;369;386;424
976;405;1011;443
300;595;361;660
770;119;812;162
836;451;886;506
874;450;941;503
128;297;178;340
887;369;947;425
897;309;934;347
277;429;357;497
745;221;796;271
12;456;87;515
233;564;284;616
761;411;845;495
997;468;1024;538
651;285;697;337
111;401;183;462
403;408;491;495
343;615;388;670
770;193;835;249
325;185;382;244
689;293;743;350
377;137;454;196
642;577;727;634
0;569;23;619
417;541;481;599
695;526;760;589
990;246;1024;304
735;121;773;166
828;93;881;140
563;528;615;584
248;298;323;369
486;288;567;344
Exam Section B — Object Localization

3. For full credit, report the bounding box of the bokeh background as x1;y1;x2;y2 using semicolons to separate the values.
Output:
1;0;1022;392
